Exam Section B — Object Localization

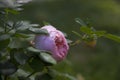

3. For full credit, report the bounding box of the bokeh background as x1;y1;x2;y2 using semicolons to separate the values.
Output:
16;0;120;80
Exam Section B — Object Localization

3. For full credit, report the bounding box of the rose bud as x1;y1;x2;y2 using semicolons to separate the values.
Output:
33;25;69;62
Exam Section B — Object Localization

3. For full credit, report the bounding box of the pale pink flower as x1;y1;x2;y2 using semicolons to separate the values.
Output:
33;25;69;62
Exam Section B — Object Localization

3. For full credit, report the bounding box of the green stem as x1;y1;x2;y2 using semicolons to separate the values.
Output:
72;31;82;37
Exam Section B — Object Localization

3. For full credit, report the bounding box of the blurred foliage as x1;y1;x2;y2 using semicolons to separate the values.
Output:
0;0;120;80
0;1;71;80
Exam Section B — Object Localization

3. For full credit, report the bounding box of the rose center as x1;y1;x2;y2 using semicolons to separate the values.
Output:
55;35;64;47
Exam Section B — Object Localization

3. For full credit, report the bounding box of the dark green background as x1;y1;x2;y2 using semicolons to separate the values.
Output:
16;0;120;80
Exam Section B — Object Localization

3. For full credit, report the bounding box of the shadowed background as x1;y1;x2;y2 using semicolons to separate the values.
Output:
15;0;120;80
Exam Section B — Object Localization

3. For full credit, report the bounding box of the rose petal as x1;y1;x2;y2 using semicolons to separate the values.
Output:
34;25;69;62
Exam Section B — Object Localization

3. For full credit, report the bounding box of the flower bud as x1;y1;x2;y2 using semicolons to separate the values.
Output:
33;25;69;62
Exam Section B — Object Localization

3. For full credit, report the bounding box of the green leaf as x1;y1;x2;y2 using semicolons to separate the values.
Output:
14;52;29;65
0;34;10;50
0;38;10;50
75;18;87;26
5;8;19;14
35;73;53;80
39;52;57;65
29;58;44;72
72;31;82;37
15;21;30;30
16;21;39;31
0;61;17;75
27;47;41;53
43;21;51;25
18;76;30;80
94;31;106;37
27;47;56;65
10;49;21;66
28;27;49;35
7;76;19;80
104;34;120;43
52;70;77;80
0;27;4;33
19;64;33;73
0;34;10;41
9;38;29;49
14;33;30;38
80;26;93;34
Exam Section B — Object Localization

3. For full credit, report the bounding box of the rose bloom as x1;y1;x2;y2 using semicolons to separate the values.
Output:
32;25;69;62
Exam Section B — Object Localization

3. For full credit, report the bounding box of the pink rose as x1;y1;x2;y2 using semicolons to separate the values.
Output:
33;25;69;62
